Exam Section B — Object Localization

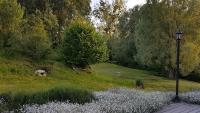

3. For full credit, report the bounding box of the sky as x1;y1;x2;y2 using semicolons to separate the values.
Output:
126;0;146;8
91;0;146;9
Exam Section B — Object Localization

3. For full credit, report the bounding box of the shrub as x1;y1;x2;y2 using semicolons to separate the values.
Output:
62;17;108;68
0;87;94;110
19;14;51;60
136;79;144;89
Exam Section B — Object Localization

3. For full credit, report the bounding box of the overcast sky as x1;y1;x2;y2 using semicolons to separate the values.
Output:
91;0;146;9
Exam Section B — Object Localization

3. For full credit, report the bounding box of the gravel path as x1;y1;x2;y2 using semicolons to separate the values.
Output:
156;103;200;113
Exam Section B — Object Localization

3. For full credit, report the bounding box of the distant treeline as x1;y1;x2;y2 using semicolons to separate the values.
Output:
99;0;200;77
0;0;107;68
90;0;200;77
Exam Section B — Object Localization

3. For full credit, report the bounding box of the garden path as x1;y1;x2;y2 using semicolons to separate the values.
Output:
156;103;200;113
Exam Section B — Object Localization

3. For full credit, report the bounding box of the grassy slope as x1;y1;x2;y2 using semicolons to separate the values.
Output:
0;57;200;94
0;57;130;94
94;63;200;91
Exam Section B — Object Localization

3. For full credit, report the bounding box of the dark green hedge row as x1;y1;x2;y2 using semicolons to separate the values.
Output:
0;87;95;111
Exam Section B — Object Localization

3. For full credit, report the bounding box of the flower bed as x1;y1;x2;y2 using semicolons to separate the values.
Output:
6;88;200;113
5;89;200;113
181;90;200;105
20;88;174;113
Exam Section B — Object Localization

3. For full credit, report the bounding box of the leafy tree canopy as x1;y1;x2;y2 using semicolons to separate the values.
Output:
0;0;24;48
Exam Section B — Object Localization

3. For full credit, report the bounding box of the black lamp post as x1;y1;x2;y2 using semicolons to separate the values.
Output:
175;31;183;101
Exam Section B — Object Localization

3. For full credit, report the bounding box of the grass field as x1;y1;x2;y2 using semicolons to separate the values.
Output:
0;56;200;95
94;64;200;91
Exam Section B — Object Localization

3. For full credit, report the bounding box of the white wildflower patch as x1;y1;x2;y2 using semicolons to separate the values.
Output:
20;88;174;113
0;97;6;105
181;90;200;104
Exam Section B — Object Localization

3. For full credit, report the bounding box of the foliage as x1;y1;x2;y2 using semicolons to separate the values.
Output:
93;0;125;36
62;18;108;67
112;0;200;77
17;0;48;14
37;10;60;48
135;0;200;76
17;0;91;48
93;0;126;61
134;1;171;71
18;0;91;21
48;0;91;26
0;87;94;111
136;79;144;89
109;6;139;66
110;36;137;67
0;0;23;49
19;14;51;60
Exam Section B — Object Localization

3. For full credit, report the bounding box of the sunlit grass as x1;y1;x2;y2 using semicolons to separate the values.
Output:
93;63;200;92
0;57;200;95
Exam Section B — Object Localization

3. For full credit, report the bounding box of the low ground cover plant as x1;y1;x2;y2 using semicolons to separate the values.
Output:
17;88;200;113
19;88;174;113
0;87;94;112
180;90;200;104
2;88;200;113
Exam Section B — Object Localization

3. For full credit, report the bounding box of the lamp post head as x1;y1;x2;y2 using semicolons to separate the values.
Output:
176;32;183;40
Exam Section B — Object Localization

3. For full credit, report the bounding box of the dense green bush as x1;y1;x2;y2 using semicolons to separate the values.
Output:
135;79;144;89
0;87;94;110
62;18;108;68
19;14;51;60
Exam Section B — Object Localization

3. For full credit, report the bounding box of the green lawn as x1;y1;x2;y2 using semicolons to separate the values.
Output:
0;57;200;94
93;63;200;91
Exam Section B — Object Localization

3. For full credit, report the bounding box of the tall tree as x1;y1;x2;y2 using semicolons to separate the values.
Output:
47;0;91;26
0;0;24;48
18;0;48;14
20;14;51;60
135;1;170;70
93;0;126;61
93;0;125;36
110;7;139;66
134;0;200;76
36;9;59;48
18;0;91;48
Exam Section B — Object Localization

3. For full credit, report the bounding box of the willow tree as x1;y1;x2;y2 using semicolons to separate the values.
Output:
134;0;200;76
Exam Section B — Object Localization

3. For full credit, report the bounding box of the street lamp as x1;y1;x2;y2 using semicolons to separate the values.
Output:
175;31;183;101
